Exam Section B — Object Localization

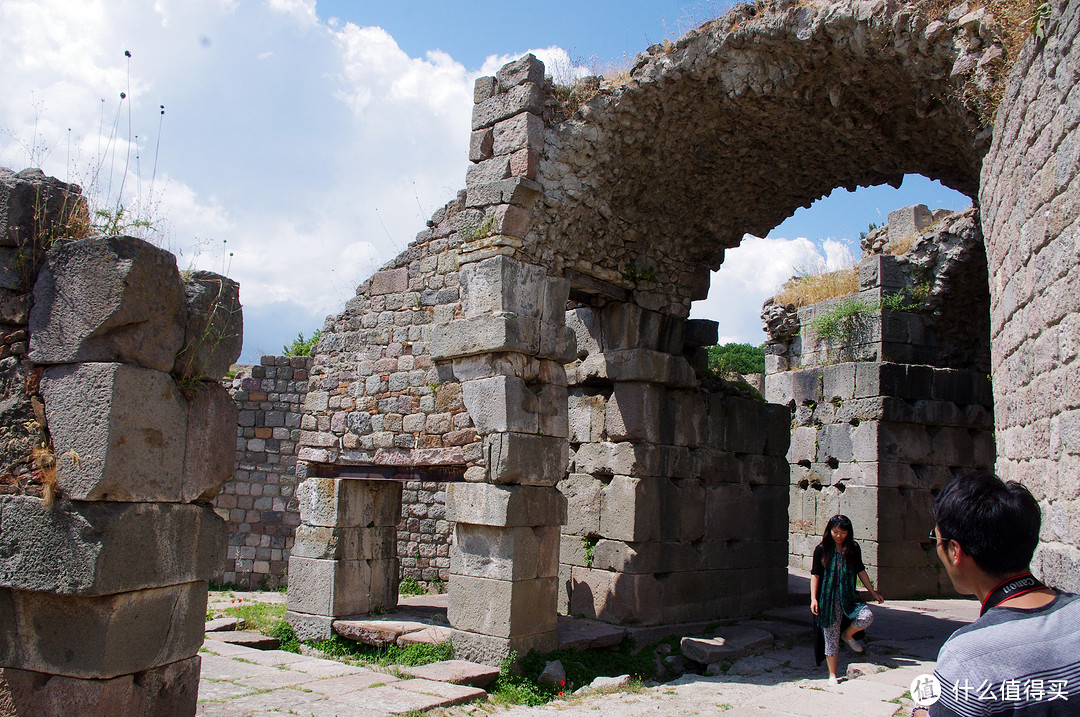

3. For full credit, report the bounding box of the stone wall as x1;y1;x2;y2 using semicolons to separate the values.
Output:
0;168;241;715
214;356;311;589
980;0;1080;592
764;212;996;598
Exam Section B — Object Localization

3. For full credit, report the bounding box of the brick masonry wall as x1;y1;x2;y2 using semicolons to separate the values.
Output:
980;0;1080;592
214;355;311;589
398;480;451;584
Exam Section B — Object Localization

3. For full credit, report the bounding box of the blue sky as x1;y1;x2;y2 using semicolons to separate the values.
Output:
0;0;970;361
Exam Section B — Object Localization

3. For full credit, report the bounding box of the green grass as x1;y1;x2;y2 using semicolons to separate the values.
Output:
309;635;453;668
220;601;288;634
399;577;425;596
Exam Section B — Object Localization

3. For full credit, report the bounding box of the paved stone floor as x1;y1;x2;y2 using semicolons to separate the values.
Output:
197;574;981;717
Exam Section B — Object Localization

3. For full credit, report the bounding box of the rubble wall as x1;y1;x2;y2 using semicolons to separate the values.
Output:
981;0;1080;592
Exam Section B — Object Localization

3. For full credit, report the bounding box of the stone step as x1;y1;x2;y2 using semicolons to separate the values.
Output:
204;631;280;650
332;618;434;646
557;614;625;650
680;626;775;664
399;659;500;688
204;617;244;632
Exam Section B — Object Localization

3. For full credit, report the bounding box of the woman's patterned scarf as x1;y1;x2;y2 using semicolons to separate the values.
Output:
816;548;863;628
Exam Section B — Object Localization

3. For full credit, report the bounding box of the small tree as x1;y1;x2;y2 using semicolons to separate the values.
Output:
282;330;321;357
707;343;765;376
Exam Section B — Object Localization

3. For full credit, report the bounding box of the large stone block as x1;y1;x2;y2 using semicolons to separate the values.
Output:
41;363;188;502
283;611;335;642
29;235;185;372
565;307;601;359
568;390;606;443
493;112;545;155
606;383;663;443
447;575;557;637
471;84;543;130
572;349;697;387
557;473;602;536
430;315;539;360
286;556;397;616
290;524;396;561
451;524;559;580
568;567;662;624
887;204;933;245
448;483;566;527
485;432;568;486
599;476;659;542
297;477;402;528
575;441;692;478
0;497;224;595
0;656;201;717
495;54;545;91
182;381;237;502
462;375;538;435
0;582;206;679
173;271;242;381
460;256;545;319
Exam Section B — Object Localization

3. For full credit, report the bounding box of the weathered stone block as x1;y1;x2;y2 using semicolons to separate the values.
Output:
464;177;542;209
449;575;557;638
460;256;546;318
0;496;224;596
495;54;545;91
286;556;397;616
473;76;497;104
0;582;206;678
471;84;543;130
0;656;200;717
41;362;187;502
173;270;242;381
465;156;511;186
606;383;663;442
887;204;933;245
672;390;707;448
182;381;237;502
599;476;659;542
290;524;396;561
568;391;606;443
296;477;402;528
461;375;538;435
469;128;494;162
538;321;577;363
493;112;545;155
451;524;559;580
447;483;566;527
430;315;539;359
822;363;856;402
283;611;335;642
565;307;602;358
713;396;768;454
485;432;568;486
857;254;905;291
568;567;662;625
557;473;602;536
370;268;408;296
574;442;692;478
450;630;557;668
684;319;719;347
28;235;185;372
573;350;697;387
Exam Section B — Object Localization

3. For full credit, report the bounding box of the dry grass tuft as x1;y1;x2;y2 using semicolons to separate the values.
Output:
774;268;859;308
885;234;918;255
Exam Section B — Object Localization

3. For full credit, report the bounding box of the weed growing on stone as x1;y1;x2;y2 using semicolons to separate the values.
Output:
399;576;425;596
266;620;300;653
582;535;598;566
774;268;859;309
309;635;452;668
220;601;287;634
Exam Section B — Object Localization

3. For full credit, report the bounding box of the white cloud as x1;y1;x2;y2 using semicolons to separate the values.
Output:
265;0;316;26
479;46;591;84
691;234;859;345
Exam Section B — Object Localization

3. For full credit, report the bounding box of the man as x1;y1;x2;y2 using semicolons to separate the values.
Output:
915;473;1080;716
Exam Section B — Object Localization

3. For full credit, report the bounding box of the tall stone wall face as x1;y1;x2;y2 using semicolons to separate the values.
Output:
215;355;311;589
0;169;242;715
766;240;995;598
560;304;791;625
981;0;1080;592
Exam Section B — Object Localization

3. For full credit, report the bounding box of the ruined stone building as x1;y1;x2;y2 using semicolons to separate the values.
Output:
1;0;1079;710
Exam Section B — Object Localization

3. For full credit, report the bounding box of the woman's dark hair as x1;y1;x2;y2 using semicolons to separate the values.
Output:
820;514;858;570
933;472;1040;576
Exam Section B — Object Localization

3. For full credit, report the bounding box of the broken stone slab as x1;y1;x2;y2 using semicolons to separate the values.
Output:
204;631;280;650
40;362;187;502
447;482;567;527
0;496;225;595
296;477;402;528
204;617;243;632
400;659;499;688
397;625;455;646
332;619;427;646
680;626;775;665
182;380;237;502
556;615;626;651
0;655;200;717
173;270;243;381
28;235;185;372
0;582;207;679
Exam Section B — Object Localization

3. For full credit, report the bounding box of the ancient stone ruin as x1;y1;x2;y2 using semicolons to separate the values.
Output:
0;168;242;712
2;0;1079;712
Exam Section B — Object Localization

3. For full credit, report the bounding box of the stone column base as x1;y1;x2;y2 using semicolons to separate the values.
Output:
451;630;558;667
284;611;336;642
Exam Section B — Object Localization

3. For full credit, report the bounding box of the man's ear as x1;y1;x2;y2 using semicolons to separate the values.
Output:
946;539;965;567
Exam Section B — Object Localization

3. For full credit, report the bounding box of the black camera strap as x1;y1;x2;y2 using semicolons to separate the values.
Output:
980;573;1047;616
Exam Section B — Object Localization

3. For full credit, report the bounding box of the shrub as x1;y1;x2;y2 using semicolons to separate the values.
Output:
707;343;765;376
282;330;321;356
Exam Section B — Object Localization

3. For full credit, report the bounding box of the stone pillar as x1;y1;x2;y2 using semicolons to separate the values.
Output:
433;255;573;665
285;477;401;640
0;193;241;716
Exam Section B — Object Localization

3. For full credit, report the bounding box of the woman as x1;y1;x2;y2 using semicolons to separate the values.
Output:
810;514;885;685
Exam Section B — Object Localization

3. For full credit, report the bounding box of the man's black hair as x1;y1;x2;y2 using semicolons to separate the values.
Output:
933;472;1041;576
